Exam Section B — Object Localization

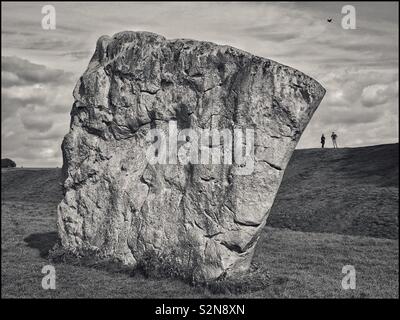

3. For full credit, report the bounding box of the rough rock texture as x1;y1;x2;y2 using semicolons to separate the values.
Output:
58;31;325;281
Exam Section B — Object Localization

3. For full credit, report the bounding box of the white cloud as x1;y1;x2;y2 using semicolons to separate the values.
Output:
1;56;73;166
361;82;398;107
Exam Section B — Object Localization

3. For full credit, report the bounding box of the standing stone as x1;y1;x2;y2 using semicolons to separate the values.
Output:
58;31;325;281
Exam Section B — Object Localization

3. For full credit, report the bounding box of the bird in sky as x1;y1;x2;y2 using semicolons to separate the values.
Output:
327;18;333;23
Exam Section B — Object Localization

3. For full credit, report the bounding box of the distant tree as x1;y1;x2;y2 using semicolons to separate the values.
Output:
1;158;16;168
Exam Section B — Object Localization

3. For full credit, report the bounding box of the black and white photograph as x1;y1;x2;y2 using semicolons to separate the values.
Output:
1;0;398;306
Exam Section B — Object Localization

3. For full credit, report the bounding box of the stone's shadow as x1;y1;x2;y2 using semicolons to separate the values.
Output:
24;232;58;258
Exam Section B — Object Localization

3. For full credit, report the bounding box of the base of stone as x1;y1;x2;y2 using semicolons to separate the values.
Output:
48;243;135;275
49;243;270;294
198;263;271;295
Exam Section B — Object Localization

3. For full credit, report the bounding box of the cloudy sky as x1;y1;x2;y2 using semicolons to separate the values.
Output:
1;2;398;167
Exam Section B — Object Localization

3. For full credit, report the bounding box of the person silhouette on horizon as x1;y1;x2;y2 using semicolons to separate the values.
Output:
331;131;338;148
321;134;325;148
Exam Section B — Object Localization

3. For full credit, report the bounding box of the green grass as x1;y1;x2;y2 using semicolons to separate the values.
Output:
1;144;398;298
268;143;399;239
1;181;398;298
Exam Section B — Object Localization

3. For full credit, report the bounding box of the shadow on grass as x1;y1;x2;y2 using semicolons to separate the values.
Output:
24;232;58;258
22;233;271;295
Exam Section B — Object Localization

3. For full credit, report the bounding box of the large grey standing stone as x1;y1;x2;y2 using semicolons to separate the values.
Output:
58;31;325;281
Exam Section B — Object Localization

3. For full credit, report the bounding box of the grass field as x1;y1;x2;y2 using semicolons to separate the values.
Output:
1;144;398;298
267;143;399;239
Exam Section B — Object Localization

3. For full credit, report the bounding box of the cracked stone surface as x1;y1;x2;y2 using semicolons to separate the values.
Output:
58;31;325;280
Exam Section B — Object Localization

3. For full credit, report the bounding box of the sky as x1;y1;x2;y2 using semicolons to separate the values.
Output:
1;1;399;167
